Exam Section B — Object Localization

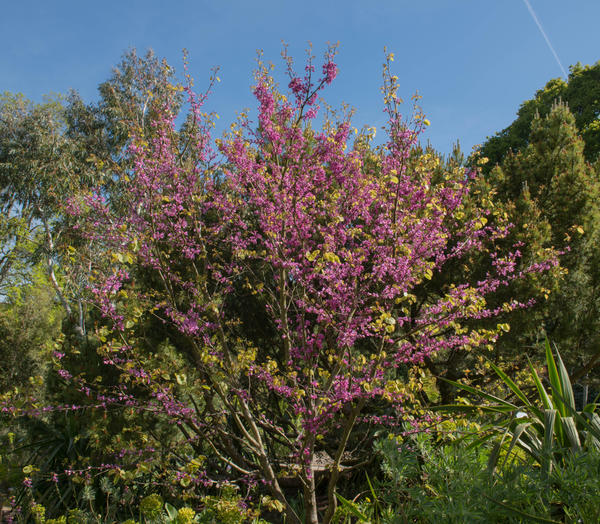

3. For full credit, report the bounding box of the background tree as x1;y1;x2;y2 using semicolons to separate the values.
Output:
0;267;63;394
412;102;600;401
481;61;600;166
483;102;600;382
0;92;103;333
0;52;186;517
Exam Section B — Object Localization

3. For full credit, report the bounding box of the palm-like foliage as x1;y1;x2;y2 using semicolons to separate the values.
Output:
438;337;600;478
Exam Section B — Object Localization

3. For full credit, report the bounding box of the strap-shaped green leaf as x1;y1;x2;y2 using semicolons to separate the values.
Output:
554;347;576;413
547;383;600;443
487;425;511;474
501;421;537;470
437;377;518;409
528;357;553;411
545;337;565;415
488;360;536;413
465;429;504;450
542;409;556;480
335;493;369;521
561;416;581;453
433;403;515;414
583;412;600;450
483;494;561;523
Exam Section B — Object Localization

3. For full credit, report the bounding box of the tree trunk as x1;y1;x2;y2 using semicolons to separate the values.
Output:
303;471;319;524
41;213;84;338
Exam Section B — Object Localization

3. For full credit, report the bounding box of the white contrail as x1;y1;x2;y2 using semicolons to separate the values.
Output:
522;0;568;80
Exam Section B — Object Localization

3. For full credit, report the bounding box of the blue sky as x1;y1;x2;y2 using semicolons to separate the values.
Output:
2;0;599;155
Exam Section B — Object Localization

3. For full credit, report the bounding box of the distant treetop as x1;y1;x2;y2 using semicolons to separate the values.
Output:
481;60;600;167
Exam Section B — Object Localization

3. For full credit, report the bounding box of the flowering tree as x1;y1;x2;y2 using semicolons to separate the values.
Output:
64;47;557;523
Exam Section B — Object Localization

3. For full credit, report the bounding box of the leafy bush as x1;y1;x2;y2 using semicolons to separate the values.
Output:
334;428;600;523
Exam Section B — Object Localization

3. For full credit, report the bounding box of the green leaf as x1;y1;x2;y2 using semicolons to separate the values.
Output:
483;494;561;523
437;377;519;410
365;472;379;508
433;404;515;414
335;494;369;521
548;385;600;443
561;416;581;453
464;430;501;451
542;409;556;480
528;358;553;411
582;412;600;450
165;502;178;520
554;347;576;414
500;421;535;471
488;360;535;412
545;338;564;414
487;426;510;474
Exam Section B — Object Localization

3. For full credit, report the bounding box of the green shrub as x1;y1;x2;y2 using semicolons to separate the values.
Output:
139;494;164;520
334;429;600;523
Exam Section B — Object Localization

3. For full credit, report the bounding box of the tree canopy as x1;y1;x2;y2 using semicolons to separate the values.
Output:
481;61;600;166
